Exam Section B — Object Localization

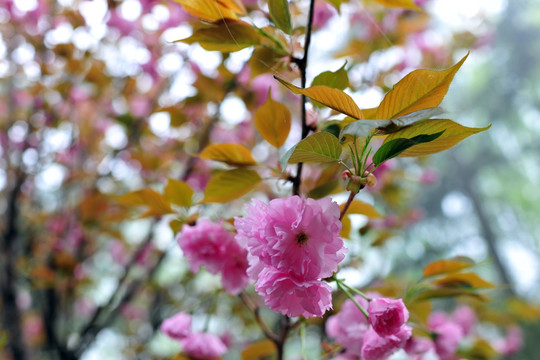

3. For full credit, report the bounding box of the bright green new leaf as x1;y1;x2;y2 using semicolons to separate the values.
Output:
383;119;491;157
164;179;194;208
254;91;291;148
199;143;257;166
275;76;364;119
179;21;263;52
268;0;292;35
376;53;468;119
311;62;349;90
373;131;445;166
202;169;262;203
371;0;422;11
281;132;342;168
340;200;383;218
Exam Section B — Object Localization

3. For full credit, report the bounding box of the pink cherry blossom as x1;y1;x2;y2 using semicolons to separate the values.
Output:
493;325;523;356
177;219;232;274
404;336;435;359
368;297;409;336
361;324;412;360
220;241;250;295
254;267;333;318
160;312;192;341
235;196;346;281
181;332;227;359
430;321;463;360
313;0;336;29
326;295;370;355
452;305;477;336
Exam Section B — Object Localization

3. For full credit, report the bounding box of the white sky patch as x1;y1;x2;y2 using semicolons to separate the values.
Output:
161;25;192;44
220;96;248;125
225;47;253;73
79;0;108;27
430;0;506;31
501;241;539;295
188;45;221;76
104;124;128;149
36;164;66;191
441;191;472;218
45;22;74;46
14;0;37;12
119;0;142;21
149;112;171;137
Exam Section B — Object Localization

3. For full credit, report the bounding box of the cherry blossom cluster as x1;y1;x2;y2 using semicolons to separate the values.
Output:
235;196;347;318
160;312;227;359
326;294;411;360
177;218;250;295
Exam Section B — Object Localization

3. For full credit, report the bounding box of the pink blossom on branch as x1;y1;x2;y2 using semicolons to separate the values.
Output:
368;297;409;336
361;324;412;360
255;267;333;318
235;196;347;317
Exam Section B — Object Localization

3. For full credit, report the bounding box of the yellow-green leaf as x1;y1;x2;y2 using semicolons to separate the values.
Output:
268;0;292;35
375;53;468;119
383;119;490;157
199;143;257;166
340;200;383;218
164;179;194;208
371;0;422;11
242;340;276;360
434;272;496;289
423;257;475;278
275;76;364;119
175;0;245;21
413;288;489;302
311;62;349;90
202;169;262;203
114;189;173;216
254;91;291;147
179;21;262;52
282;132;342;167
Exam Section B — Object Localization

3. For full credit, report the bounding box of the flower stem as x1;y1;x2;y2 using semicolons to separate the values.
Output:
336;280;369;320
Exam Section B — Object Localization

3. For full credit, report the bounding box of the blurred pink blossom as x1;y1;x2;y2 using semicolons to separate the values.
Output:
428;313;464;360
251;74;282;106
326;295;371;356
493;325;523;356
180;332;227;359
160;312;192;341
361;324;412;360
452;305;477;336
313;1;336;29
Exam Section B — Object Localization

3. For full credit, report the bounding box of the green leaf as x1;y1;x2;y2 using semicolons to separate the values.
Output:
282;132;342;168
434;272;496;289
164;179;194;208
373;131;444;166
268;0;292;35
383;119;491;157
339;107;444;142
311;62;349;90
275;76;364;119
254;90;291;147
178;21;263;52
202;169;262;203
375;53;468;119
